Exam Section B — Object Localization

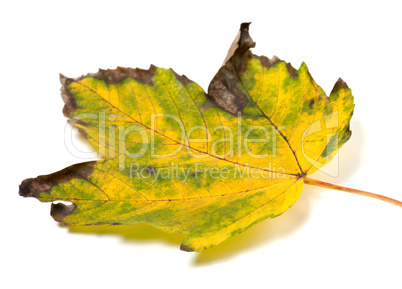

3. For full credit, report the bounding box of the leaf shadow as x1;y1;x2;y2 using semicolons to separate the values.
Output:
67;120;364;264
68;224;185;248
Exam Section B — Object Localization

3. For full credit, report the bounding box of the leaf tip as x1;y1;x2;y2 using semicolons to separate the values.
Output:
59;73;73;86
149;64;158;72
170;68;192;86
60;74;78;116
51;202;76;222
240;22;252;30
238;22;255;50
286;62;299;79
207;22;258;115
19;162;96;199
19;178;42;198
331;77;349;95
180;243;195;252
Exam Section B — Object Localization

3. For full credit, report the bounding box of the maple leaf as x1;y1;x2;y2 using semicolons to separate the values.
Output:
19;23;399;252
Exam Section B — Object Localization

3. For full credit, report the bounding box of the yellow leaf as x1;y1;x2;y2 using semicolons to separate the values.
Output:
19;23;354;252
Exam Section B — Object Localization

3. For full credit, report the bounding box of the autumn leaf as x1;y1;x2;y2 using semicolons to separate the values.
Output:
20;23;395;252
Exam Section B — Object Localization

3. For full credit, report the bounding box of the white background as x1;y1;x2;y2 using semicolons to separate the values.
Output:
1;0;401;288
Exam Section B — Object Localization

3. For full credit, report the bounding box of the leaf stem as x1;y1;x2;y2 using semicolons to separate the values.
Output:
304;177;402;208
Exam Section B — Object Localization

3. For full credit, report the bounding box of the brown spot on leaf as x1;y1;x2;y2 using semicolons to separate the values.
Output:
92;65;157;86
171;69;192;86
60;65;158;117
331;78;349;95
60;74;78;116
207;63;249;115
180;243;195;252
19;161;96;199
258;55;283;70
286;63;299;79
51;202;76;222
208;23;256;115
309;99;315;109
146;166;156;175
